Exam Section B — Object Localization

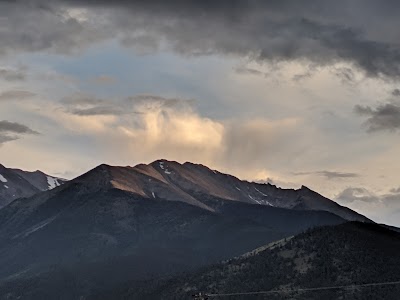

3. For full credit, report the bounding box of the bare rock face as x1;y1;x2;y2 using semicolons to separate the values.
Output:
0;164;66;208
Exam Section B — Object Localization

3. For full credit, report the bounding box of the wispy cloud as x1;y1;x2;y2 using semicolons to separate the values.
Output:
293;170;360;179
0;90;36;101
0;120;39;135
61;94;194;116
0;120;39;145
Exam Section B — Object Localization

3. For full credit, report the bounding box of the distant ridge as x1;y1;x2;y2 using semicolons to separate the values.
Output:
0;164;66;207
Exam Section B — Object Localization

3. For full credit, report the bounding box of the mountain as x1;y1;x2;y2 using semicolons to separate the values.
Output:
106;222;400;300
0;164;66;208
0;160;354;299
78;159;368;221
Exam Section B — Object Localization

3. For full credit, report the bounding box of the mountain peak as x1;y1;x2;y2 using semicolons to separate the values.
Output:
50;160;369;222
0;165;67;208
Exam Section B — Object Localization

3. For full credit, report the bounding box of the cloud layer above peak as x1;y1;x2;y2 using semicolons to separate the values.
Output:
1;0;400;79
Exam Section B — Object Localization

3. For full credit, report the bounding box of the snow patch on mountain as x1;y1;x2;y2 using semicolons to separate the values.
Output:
249;194;261;204
255;187;268;197
47;176;61;190
0;174;7;183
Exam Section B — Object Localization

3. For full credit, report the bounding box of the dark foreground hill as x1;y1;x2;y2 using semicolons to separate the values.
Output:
109;222;400;300
0;161;353;299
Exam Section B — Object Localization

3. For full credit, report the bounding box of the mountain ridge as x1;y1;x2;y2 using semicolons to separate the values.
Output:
0;164;66;208
55;159;369;222
126;221;400;300
0;159;375;299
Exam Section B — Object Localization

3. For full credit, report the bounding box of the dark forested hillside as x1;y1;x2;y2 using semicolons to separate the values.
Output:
97;222;400;300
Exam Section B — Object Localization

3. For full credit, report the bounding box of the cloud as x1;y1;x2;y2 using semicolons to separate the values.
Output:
333;67;356;84
61;94;194;116
0;68;26;81
61;94;124;116
0;1;111;55
293;170;360;179
49;92;302;181
354;101;400;132
335;187;379;203
392;89;400;97
90;75;116;85
0;120;39;135
0;120;39;145
1;1;400;78
0;90;36;101
67;106;129;116
219;117;301;173
234;67;265;77
0;135;19;144
390;187;400;194
336;186;400;206
335;186;400;225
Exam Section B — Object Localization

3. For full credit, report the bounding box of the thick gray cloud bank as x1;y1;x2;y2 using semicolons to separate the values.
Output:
2;0;400;78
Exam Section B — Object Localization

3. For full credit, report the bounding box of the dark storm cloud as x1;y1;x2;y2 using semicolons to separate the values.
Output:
354;101;400;132
293;170;359;180
0;1;111;55
2;0;400;78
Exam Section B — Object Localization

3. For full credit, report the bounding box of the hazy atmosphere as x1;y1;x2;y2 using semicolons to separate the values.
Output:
1;0;400;226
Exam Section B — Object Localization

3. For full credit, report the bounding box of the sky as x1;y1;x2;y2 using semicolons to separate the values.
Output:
0;0;400;225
